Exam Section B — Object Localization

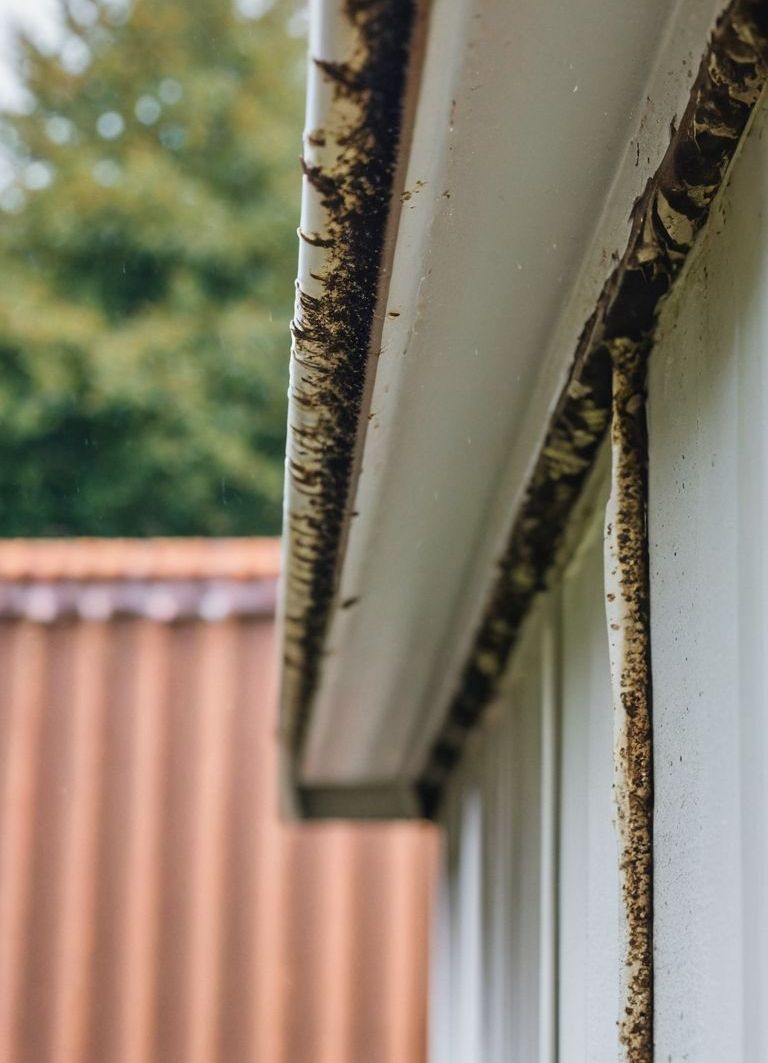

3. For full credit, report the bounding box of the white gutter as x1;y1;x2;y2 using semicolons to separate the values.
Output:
280;0;768;822
279;0;421;805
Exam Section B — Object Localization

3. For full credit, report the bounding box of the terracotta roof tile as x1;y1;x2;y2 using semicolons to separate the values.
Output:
0;538;282;582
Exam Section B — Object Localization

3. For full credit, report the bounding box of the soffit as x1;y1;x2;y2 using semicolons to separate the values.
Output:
292;0;724;795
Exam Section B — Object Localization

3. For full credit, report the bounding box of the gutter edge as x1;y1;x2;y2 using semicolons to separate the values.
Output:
279;0;428;786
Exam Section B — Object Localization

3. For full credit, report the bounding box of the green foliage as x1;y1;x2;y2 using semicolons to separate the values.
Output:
0;0;304;535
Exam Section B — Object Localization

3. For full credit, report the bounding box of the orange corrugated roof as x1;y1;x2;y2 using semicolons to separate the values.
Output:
0;538;281;581
0;575;435;1062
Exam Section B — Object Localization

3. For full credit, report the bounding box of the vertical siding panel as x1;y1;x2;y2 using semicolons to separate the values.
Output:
153;622;202;1061
538;616;559;1063
433;602;563;1063
648;104;768;1058
347;828;393;1063
508;628;546;1062
18;625;75;1060
83;620;139;1063
736;251;768;1063
183;621;237;1063
245;621;288;1063
411;828;437;1062
429;795;455;1063
282;824;362;1063
0;544;435;1063
115;621;169;1063
558;532;619;1062
310;826;356;1063
49;622;109;1063
480;713;506;1062
217;619;279;1063
382;828;432;1063
454;782;482;1063
281;828;320;1061
348;824;436;1063
0;623;46;1061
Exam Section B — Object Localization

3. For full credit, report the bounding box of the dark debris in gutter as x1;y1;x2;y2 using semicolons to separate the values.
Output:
284;0;419;758
418;0;768;818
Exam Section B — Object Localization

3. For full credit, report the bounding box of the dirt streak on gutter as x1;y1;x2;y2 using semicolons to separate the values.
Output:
282;0;422;762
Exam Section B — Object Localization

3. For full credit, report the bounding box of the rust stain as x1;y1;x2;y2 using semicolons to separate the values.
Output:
283;0;419;760
419;0;768;823
605;341;653;1063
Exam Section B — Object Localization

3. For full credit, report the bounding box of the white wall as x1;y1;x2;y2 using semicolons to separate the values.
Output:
559;529;620;1061
431;605;555;1063
433;515;619;1062
648;101;768;1063
434;100;768;1063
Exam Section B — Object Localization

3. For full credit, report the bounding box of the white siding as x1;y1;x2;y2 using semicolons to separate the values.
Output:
431;607;555;1063
559;530;620;1061
434;101;768;1063
433;519;619;1062
648;103;768;1062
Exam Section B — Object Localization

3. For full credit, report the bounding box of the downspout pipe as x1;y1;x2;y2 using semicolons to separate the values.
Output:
605;340;654;1062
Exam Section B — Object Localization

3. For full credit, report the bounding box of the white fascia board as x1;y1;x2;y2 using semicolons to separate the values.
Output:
297;0;724;790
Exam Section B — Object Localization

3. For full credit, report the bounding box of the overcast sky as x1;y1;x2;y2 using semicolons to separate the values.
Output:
0;0;60;107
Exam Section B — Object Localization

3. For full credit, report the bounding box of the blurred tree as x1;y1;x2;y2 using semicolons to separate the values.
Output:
0;0;304;535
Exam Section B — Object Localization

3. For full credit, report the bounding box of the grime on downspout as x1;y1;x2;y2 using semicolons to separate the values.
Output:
605;339;653;1063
